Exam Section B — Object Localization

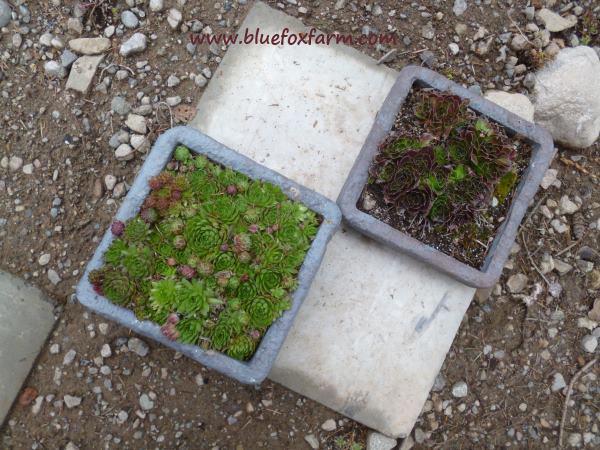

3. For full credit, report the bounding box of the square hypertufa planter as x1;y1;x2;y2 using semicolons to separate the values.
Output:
76;126;341;384
337;66;554;288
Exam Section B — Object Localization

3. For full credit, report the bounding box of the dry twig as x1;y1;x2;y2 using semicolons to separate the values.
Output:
560;156;590;175
559;358;598;448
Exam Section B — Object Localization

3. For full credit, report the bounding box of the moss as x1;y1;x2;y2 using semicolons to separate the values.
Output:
90;149;320;361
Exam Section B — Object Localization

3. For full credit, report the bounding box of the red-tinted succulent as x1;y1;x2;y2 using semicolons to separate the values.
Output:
111;220;125;236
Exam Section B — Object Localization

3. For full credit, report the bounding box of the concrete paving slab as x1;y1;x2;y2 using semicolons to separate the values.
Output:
0;271;56;425
191;2;475;438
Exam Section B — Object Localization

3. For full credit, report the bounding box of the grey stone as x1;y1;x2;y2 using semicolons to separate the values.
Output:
111;96;131;115
121;10;139;28
536;8;577;32
139;393;154;410
0;271;55;424
44;60;66;79
452;0;467;16
554;259;574;275
167;8;182;29
451;381;468;398
120;33;147;57
0;0;11;28
304;434;319;449
366;431;397;450
68;37;111;55
100;344;112;358
321;419;336;431
507;273;528;293
533;46;600;148
150;0;164;12
64;395;81;408
581;335;598;353
47;269;61;285
115;144;134;161
38;254;51;266
66;55;104;94
559;195;579;215
67;18;83;35
8;156;23;171
551;373;566;392
167;74;180;87
127;337;149;356
125;114;147;134
63;349;76;365
60;50;77;68
510;35;529;51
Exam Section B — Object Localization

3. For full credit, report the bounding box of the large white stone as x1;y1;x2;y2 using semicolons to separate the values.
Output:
536;8;577;33
65;55;104;94
484;90;535;122
68;37;111;55
191;2;475;438
533;46;600;148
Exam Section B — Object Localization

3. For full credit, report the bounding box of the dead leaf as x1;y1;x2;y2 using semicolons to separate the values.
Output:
18;387;38;406
173;105;197;123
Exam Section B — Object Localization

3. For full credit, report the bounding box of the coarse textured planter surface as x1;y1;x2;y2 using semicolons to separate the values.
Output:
337;66;555;288
76;126;341;384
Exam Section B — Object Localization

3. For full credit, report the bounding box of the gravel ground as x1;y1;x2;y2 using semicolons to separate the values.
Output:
1;0;599;448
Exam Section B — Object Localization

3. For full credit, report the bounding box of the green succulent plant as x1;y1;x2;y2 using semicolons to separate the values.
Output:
102;269;135;305
95;149;321;361
124;218;150;244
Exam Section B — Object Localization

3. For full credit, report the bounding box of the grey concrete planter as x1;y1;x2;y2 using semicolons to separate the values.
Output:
337;66;554;288
76;126;341;384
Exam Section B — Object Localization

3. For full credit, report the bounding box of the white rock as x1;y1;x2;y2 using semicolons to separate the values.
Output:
44;60;66;79
510;35;529;51
50;343;60;354
64;395;82;408
551;219;569;234
484;90;535;122
533;46;600;148
166;96;181;106
540;168;558;189
536;8;577;33
195;374;205;386
451;381;468;398
32;396;44;415
66;55;105;94
47;269;61;285
139;393;154;410
115;144;134;161
321;419;336;431
150;0;164;12
22;163;33;174
100;344;112;358
554;259;573;275
116;410;128;424
366;431;397;450
448;43;460;55
38;253;51;266
63;349;76;365
559;195;579;215
551;373;566;392
452;0;467;16
121;10;139;28
128;337;149;356
167;9;182;29
125;114;147;134
130;134;148;150
68;37;111;55
304;434;319;449
506;273;528;294
167;74;180;87
8;156;23;171
194;74;208;87
104;174;117;190
104;25;115;38
65;442;79;450
120;33;147;57
581;335;598;353
39;33;54;47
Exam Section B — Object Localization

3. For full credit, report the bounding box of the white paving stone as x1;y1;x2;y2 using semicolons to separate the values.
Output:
191;2;475;438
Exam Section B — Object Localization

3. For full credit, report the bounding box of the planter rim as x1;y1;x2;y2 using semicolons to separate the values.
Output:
337;65;554;288
76;126;341;384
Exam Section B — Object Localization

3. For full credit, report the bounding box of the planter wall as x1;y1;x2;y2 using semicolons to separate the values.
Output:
76;126;341;384
337;66;554;288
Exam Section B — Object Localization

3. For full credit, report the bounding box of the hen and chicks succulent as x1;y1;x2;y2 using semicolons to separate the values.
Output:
89;146;320;361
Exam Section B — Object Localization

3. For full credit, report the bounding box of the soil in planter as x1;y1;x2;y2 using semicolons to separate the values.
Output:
358;87;532;268
88;145;321;361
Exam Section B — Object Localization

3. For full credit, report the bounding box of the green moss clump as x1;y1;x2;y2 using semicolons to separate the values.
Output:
90;149;321;361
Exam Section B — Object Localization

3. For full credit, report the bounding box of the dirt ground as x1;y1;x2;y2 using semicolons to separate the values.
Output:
1;0;600;449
